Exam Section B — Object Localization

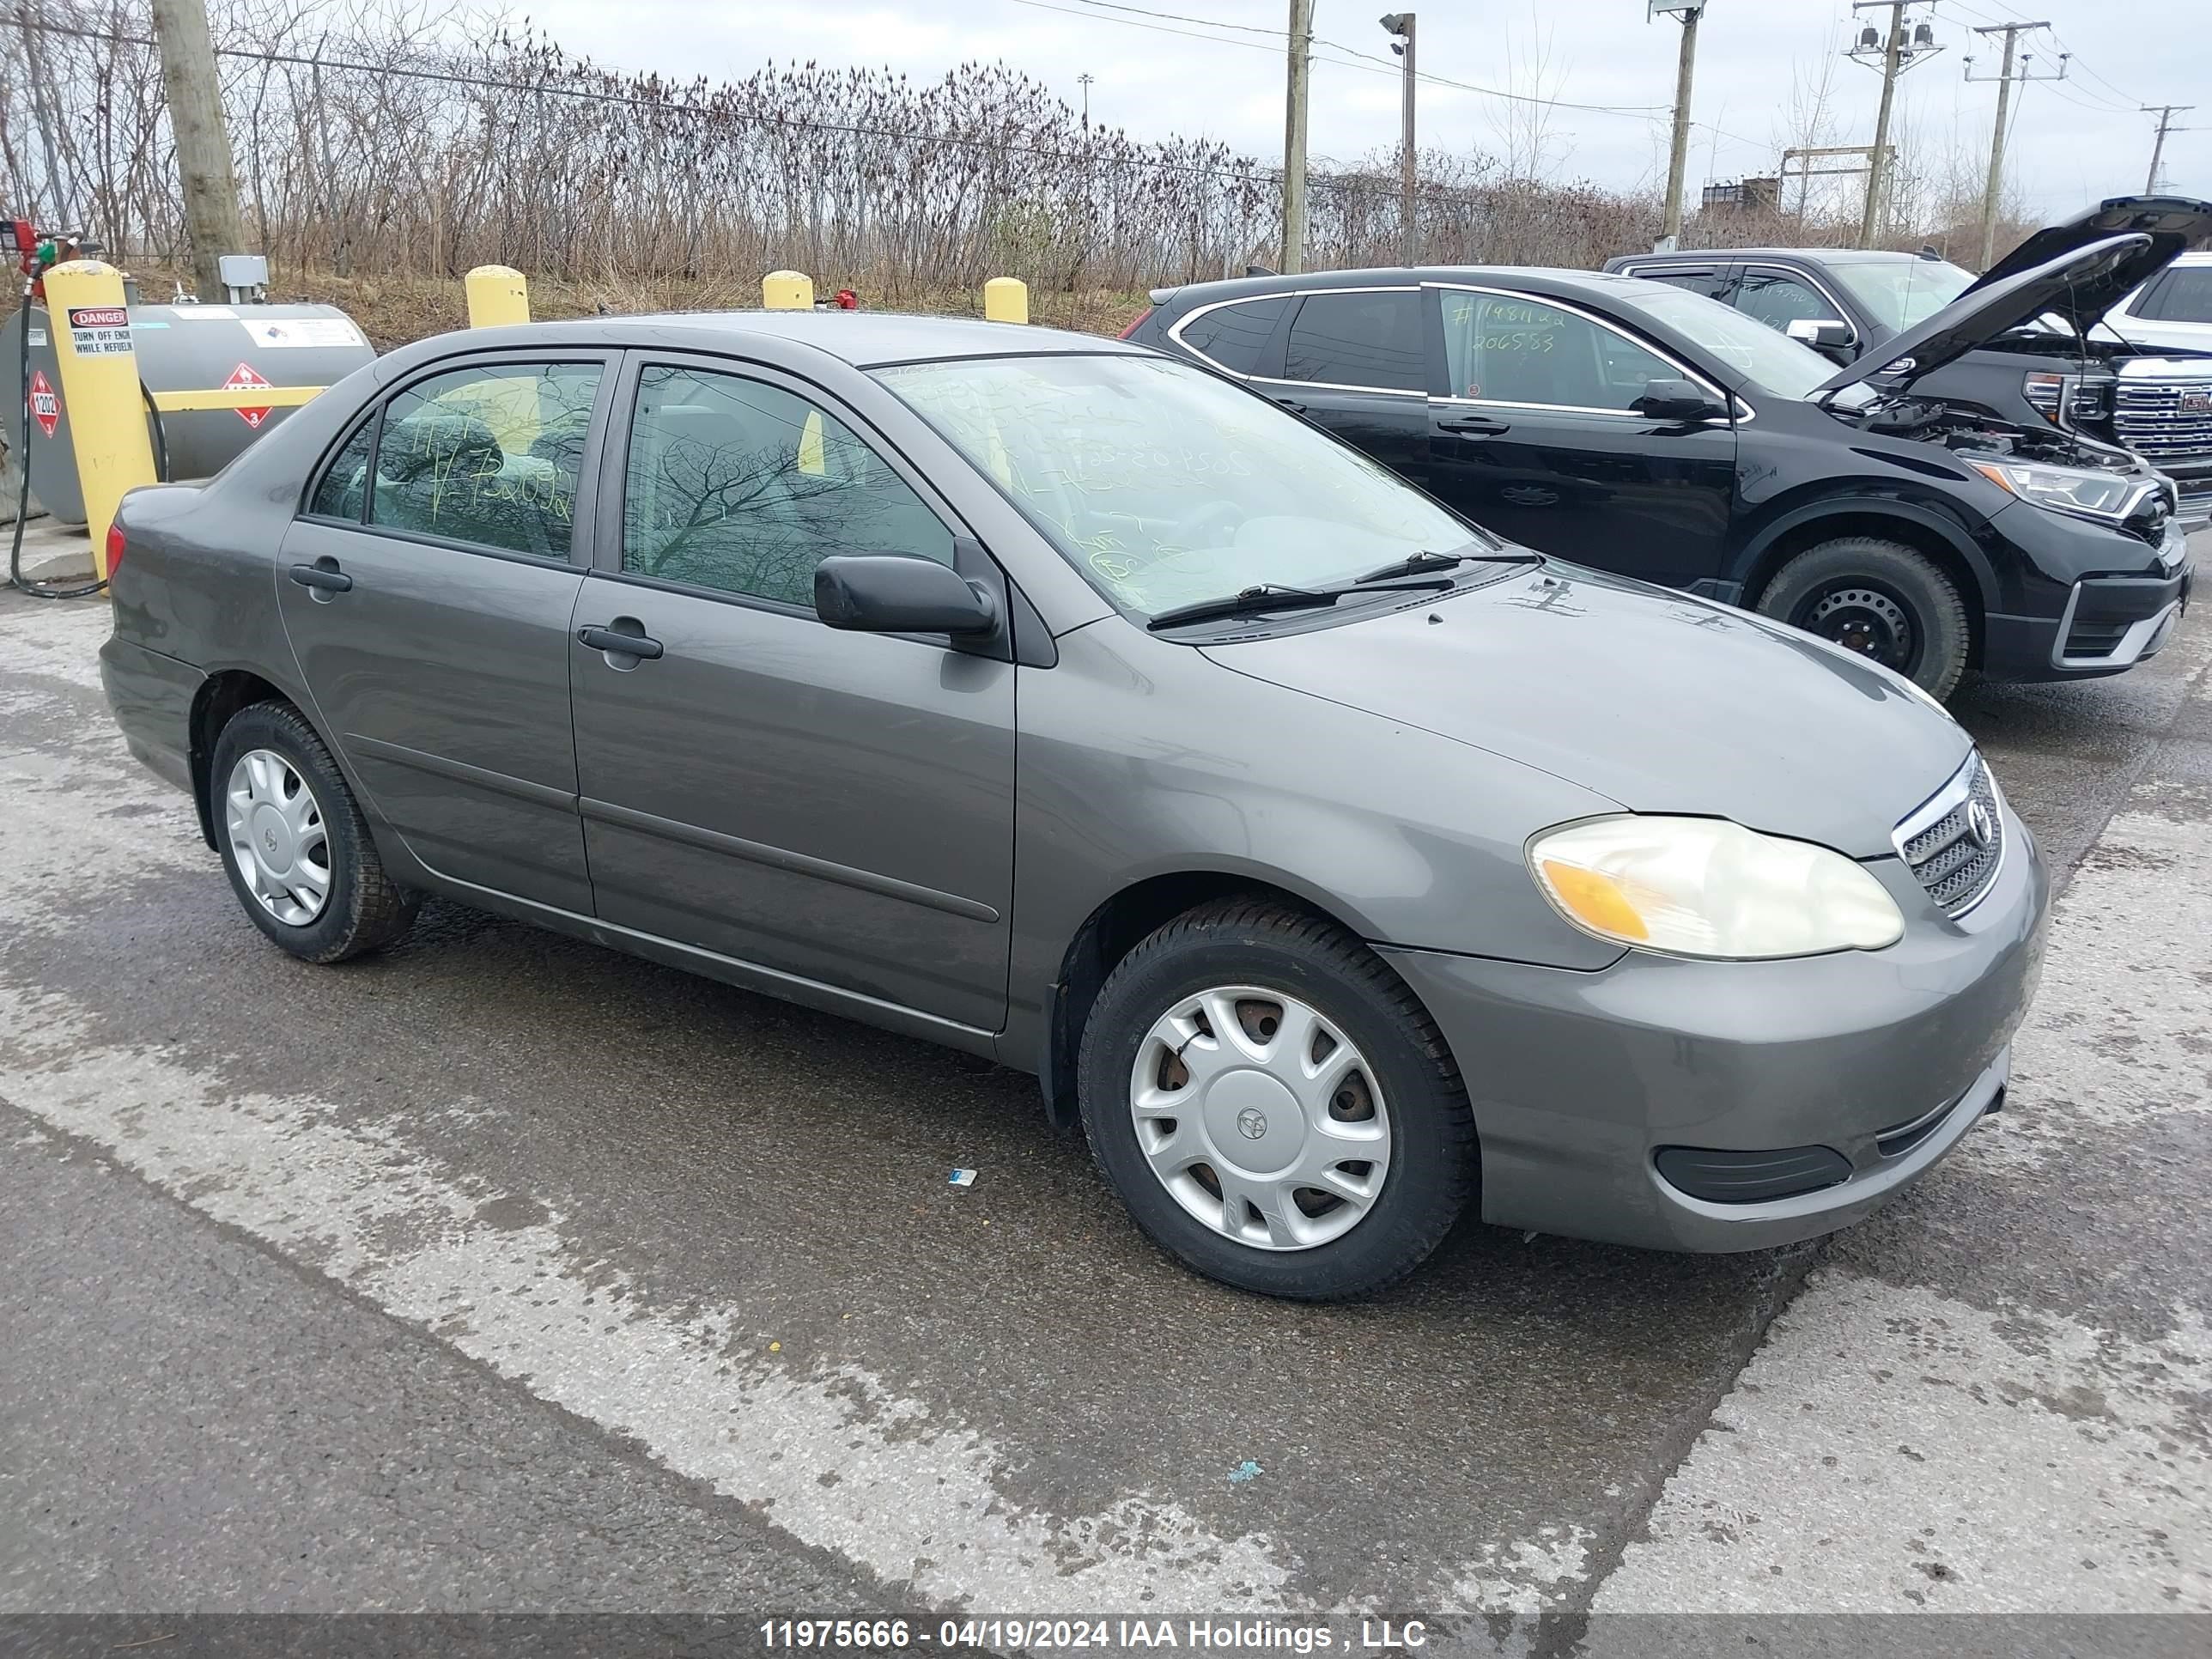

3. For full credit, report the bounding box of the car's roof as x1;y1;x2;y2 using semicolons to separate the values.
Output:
1152;265;1663;308
459;309;1143;368
1616;247;1930;267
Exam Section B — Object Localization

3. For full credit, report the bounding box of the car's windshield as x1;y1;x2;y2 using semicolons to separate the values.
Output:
1827;258;1976;331
1607;282;1841;399
874;354;1490;622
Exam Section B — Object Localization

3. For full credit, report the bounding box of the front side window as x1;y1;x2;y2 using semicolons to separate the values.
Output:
621;365;952;608
1281;289;1425;392
1734;270;1840;331
875;353;1484;623
2135;265;2212;323
1176;297;1291;376
1608;282;1839;400
369;362;602;557
1438;290;1674;410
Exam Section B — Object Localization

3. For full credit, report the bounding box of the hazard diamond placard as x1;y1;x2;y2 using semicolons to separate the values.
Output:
223;362;274;428
28;368;59;436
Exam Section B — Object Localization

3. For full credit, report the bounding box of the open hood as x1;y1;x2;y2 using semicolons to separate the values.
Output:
1972;194;2212;322
1814;231;2154;396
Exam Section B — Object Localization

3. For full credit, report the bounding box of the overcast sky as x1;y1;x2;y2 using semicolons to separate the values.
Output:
520;0;2201;222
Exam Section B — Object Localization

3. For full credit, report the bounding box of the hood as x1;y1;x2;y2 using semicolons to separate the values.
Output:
1201;564;1971;860
1974;194;2212;321
1814;231;2154;396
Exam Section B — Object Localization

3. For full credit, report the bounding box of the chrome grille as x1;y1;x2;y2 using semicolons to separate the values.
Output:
1894;755;2004;917
2113;379;2212;460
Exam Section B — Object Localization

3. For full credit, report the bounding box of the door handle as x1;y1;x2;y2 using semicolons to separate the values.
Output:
1435;416;1510;435
578;623;664;661
289;560;352;592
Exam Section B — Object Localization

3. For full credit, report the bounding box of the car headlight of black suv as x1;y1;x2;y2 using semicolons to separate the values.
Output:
1966;456;2165;528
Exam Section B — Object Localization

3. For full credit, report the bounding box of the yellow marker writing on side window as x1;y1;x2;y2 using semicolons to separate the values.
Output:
798;410;825;476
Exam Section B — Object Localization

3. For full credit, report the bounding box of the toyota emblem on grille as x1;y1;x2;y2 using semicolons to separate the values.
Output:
1965;798;1995;849
1236;1108;1269;1139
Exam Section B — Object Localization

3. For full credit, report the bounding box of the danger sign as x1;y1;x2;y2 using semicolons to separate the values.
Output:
223;362;273;428
28;368;58;437
64;304;133;356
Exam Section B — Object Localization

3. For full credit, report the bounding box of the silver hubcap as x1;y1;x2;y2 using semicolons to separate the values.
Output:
224;749;331;926
1129;986;1391;1251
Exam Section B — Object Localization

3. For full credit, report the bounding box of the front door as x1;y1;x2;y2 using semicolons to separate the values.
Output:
1422;285;1737;590
568;356;1016;1034
277;355;611;912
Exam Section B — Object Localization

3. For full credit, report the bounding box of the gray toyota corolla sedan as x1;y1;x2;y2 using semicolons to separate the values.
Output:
99;312;2049;1299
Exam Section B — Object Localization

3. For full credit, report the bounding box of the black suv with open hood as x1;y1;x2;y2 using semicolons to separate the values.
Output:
1127;226;2193;697
1606;197;2212;523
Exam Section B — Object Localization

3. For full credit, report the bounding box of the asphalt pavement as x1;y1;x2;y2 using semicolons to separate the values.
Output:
1;521;2207;1652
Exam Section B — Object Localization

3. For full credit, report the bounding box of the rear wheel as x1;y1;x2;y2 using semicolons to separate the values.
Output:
1757;537;1972;699
211;702;419;963
1077;897;1476;1299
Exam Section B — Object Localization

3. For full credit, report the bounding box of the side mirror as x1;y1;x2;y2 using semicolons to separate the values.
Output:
1633;378;1729;422
814;554;1000;636
1785;318;1855;352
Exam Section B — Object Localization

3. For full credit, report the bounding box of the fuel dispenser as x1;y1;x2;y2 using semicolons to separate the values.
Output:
3;222;374;528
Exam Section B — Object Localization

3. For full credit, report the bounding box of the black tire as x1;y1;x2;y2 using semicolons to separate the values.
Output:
209;701;419;963
1077;896;1477;1300
1756;537;1972;699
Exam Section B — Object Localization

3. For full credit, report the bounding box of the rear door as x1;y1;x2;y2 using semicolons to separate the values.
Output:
1257;287;1432;489
1421;283;1737;589
278;354;611;913
566;353;1016;1034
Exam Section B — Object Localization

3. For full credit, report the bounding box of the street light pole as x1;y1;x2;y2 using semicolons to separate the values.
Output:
1382;14;1418;264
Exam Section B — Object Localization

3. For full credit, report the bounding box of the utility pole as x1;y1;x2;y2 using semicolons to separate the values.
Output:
1651;2;1709;253
1382;13;1417;264
149;0;248;300
1847;2;1942;249
1078;73;1094;127
1964;21;2057;270
1281;0;1314;273
2143;104;2193;194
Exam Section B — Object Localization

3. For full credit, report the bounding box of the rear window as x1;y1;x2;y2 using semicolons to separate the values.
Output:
1175;296;1290;375
1281;289;1425;392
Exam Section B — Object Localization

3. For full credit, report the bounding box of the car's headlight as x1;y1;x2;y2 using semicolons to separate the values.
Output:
1968;457;2142;525
1528;817;1905;960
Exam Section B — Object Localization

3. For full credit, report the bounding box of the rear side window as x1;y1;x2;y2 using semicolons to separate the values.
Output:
1629;266;1732;301
2135;266;2212;323
1282;290;1425;392
620;365;953;609
307;417;374;521
369;362;603;558
1174;296;1290;376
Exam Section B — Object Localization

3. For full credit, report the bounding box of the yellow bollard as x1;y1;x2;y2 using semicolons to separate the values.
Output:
465;264;531;329
762;270;815;311
40;260;157;576
983;277;1030;324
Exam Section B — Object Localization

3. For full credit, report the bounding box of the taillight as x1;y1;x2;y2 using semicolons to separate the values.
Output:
104;521;125;578
1117;306;1153;340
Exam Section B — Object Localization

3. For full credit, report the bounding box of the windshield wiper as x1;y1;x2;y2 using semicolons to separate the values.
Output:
1146;578;1453;632
1354;544;1542;584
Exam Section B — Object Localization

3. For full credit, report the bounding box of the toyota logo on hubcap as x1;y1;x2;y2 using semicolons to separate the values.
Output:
1235;1107;1269;1140
263;828;278;854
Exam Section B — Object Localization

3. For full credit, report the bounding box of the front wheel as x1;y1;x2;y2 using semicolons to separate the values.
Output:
1756;537;1972;699
1077;898;1477;1299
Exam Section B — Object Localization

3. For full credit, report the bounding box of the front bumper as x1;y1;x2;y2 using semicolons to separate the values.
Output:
1383;807;2050;1253
1984;507;2193;681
